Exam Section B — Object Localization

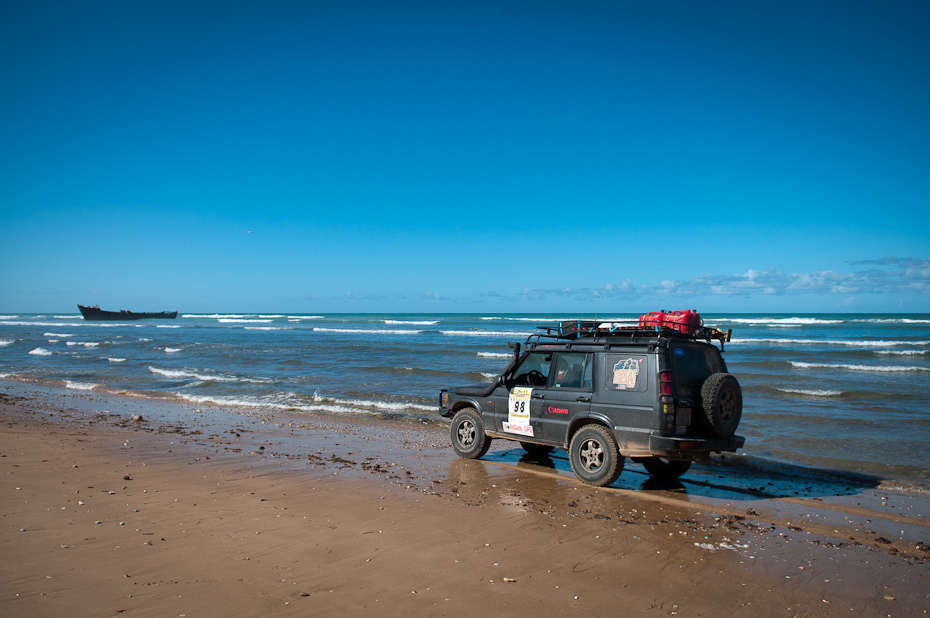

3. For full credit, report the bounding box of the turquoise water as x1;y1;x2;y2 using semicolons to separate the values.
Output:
1;312;928;483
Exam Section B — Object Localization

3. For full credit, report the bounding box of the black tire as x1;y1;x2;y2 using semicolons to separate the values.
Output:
641;457;691;480
568;425;623;487
450;407;492;459
701;373;742;437
520;442;555;457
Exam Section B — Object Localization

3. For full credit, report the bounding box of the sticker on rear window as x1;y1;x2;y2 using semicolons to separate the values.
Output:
612;358;640;389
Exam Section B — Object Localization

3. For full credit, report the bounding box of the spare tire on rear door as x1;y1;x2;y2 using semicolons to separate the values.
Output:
700;373;742;437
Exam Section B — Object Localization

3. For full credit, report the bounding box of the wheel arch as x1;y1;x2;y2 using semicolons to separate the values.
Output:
567;414;615;444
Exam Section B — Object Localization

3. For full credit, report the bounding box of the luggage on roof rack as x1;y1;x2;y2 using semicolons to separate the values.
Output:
534;315;732;350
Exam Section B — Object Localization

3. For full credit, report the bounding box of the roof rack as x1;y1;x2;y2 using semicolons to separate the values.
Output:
531;320;732;350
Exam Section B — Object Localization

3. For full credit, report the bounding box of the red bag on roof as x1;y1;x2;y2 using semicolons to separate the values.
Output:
639;310;703;334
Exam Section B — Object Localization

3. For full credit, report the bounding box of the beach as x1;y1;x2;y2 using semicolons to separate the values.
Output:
2;382;928;616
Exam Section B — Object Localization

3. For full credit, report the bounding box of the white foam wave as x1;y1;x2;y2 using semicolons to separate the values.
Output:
2;321;84;327
480;372;498;379
66;341;100;348
853;318;930;324
313;327;421;334
164;347;182;354
790;361;929;373
732;338;928;348
65;380;97;391
385;320;438;325
287;315;324;320
775;387;843;397
312;393;435;412
480;316;561;322
723;317;845;325
148;366;237;382
0;339;13;347
108;357;127;363
0;315;19;319
29;347;52;356
442;330;531;337
44;332;74;338
478;352;512;358
156;324;182;328
182;314;250;318
244;326;290;331
219;318;273;323
877;349;928;356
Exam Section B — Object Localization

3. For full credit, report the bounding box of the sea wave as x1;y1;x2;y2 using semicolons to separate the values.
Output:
441;330;531;337
28;347;52;356
3;321;84;327
287;315;324;320
723;317;845;326
108;357;127;363
64;380;97;391
384;320;438;325
156;325;182;328
183;314;250;318
313;327;421;334
0;339;13;347
66;341;100;348
774;387;843;397
164;347;182;354
853;318;930;324
244;326;291;331
148;366;237;383
311;392;434;412
478;352;512;358
876;349;928;355
480;317;564;323
790;361;929;373
219;318;274;323
44;332;74;338
732;338;928;347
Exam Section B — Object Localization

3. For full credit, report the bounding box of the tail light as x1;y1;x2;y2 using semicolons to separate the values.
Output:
659;370;674;403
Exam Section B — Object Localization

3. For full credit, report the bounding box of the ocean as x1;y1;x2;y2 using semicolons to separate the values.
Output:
1;312;929;485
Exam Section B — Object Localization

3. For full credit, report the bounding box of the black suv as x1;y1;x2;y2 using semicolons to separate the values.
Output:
439;320;744;486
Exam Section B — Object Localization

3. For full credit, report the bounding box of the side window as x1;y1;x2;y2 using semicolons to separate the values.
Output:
552;353;593;390
511;352;552;386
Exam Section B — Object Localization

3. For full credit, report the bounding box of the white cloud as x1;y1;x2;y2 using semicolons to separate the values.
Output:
499;258;930;302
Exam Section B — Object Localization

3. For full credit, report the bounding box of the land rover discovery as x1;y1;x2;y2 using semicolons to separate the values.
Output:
438;317;744;486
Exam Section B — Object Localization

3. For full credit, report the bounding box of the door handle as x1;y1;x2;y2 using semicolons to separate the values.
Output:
576;396;591;402
532;394;545;399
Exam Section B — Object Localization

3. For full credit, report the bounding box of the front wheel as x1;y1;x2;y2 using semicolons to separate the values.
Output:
450;407;491;459
568;425;623;487
641;457;691;480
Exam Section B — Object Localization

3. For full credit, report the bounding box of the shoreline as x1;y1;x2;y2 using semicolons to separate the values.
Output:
2;382;929;615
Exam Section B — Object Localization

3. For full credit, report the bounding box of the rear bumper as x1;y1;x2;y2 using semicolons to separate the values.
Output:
649;434;744;455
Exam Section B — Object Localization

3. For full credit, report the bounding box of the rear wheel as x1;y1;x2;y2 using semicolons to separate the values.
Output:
568;425;623;487
641;457;691;480
701;373;742;437
450;407;491;459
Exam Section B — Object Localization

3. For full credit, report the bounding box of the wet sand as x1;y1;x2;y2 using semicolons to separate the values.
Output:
2;381;928;616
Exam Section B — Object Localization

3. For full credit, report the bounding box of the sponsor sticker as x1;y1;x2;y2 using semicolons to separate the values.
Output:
504;387;534;437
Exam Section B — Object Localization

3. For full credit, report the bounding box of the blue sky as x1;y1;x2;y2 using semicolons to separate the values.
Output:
2;0;928;314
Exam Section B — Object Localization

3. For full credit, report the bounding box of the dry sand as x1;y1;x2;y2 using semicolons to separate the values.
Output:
1;382;928;616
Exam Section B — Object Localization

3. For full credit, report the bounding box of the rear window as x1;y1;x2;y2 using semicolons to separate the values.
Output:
671;345;724;385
